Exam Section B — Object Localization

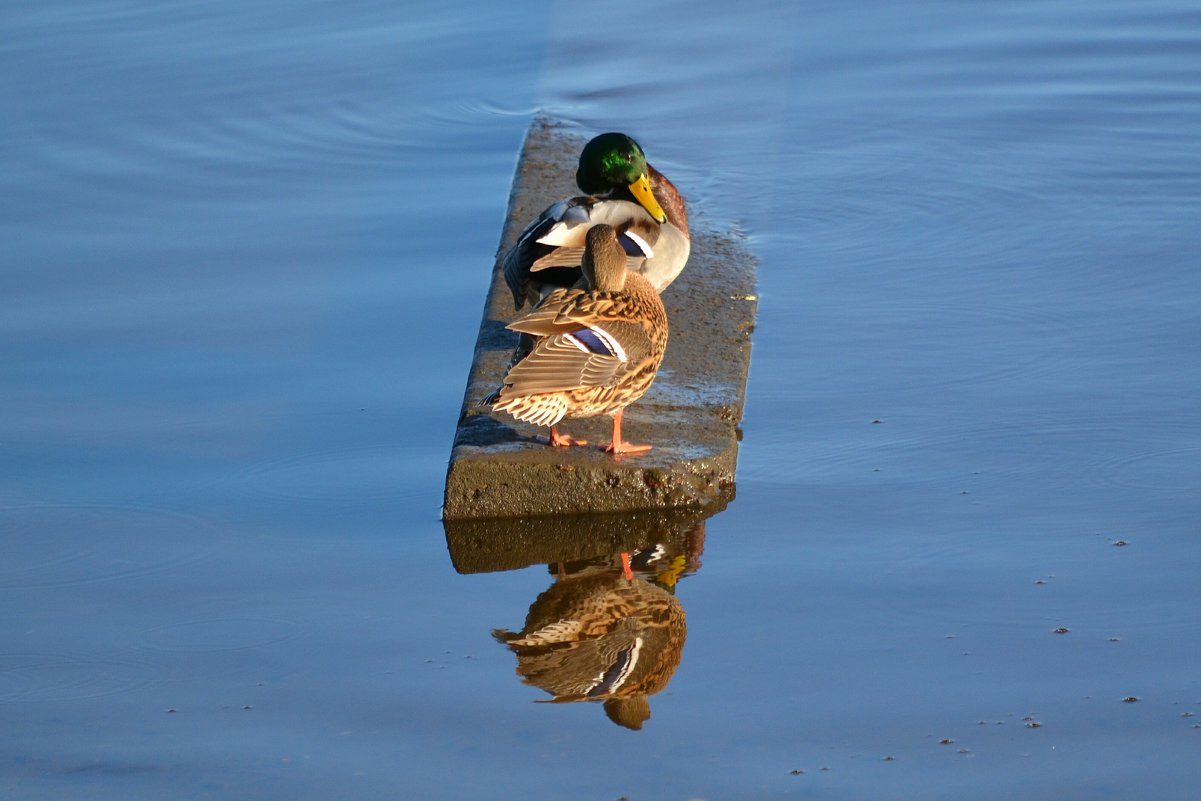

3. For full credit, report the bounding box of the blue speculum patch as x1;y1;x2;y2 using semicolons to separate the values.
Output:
569;327;614;356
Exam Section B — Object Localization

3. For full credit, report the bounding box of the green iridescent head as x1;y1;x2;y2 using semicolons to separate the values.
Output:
576;133;667;223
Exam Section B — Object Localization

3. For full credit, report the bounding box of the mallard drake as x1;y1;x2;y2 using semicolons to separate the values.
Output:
491;224;669;454
503;132;691;311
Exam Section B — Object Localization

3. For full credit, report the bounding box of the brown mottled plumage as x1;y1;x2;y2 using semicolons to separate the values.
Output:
492;569;686;730
492;224;669;454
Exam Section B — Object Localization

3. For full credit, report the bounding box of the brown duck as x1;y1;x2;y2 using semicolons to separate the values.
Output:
491;223;669;454
493;569;686;730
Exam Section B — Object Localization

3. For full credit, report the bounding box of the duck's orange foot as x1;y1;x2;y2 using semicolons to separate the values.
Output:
620;552;634;581
602;410;649;455
603;441;652;455
549;426;587;448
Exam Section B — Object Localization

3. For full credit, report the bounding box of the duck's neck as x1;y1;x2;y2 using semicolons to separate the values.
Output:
588;259;629;293
648;165;689;237
598;165;689;236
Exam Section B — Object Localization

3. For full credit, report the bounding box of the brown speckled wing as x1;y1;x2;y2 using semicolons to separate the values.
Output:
501;334;626;394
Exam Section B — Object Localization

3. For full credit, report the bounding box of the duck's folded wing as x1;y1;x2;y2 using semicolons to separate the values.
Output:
529;247;585;273
530;249;646;275
505;289;581;336
502;199;580;308
503;319;654;395
501;331;627;394
555;294;655;334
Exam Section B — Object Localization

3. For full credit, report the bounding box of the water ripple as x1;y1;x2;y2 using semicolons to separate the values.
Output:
0;652;160;703
136;617;303;653
742;413;1131;488
234;443;437;503
0;504;217;591
1090;444;1201;493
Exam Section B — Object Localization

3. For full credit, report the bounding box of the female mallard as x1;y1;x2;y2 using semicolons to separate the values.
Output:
503;132;691;310
492;224;669;454
491;566;686;730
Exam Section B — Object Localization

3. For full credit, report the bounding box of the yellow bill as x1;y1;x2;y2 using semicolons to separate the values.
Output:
628;172;667;224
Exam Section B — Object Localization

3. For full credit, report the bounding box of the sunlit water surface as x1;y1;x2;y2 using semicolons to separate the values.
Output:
3;1;1200;799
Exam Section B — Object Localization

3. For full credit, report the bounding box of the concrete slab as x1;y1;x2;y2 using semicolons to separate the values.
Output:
442;118;757;519
443;504;720;575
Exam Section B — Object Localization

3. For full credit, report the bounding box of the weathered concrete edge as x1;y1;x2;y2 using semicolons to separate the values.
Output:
443;504;723;575
442;118;757;519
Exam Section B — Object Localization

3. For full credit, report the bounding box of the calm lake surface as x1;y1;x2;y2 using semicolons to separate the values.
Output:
4;1;1200;799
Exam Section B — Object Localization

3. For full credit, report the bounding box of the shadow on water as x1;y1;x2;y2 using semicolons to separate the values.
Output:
443;500;722;729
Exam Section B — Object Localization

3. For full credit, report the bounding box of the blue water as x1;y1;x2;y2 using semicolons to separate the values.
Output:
3;1;1200;799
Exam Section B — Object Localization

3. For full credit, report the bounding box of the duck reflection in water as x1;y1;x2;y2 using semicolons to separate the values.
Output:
492;542;699;730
